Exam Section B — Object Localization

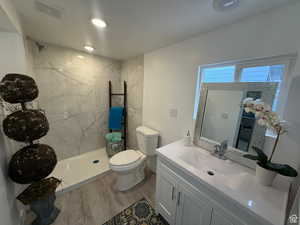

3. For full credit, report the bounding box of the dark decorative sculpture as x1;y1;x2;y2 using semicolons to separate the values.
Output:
17;177;61;205
18;177;61;225
9;144;57;184
0;73;39;103
3;110;49;142
0;74;60;225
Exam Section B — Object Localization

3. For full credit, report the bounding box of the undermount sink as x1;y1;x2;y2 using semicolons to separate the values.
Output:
179;149;238;176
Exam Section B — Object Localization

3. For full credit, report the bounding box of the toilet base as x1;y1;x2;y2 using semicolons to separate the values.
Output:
115;163;145;191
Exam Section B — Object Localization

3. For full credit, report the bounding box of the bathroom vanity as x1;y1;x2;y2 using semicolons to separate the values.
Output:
155;140;289;225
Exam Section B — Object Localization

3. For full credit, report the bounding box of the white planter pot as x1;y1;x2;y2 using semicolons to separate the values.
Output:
256;164;277;186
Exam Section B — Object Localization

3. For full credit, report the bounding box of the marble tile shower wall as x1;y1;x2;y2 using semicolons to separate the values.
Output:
27;40;122;160
121;56;144;149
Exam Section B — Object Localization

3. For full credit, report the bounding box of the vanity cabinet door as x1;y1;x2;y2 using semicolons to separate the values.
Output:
156;164;178;225
210;207;246;225
175;182;212;225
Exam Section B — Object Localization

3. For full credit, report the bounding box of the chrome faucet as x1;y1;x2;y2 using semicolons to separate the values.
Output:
213;140;228;160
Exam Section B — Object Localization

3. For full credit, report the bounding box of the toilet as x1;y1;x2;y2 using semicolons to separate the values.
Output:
109;126;159;191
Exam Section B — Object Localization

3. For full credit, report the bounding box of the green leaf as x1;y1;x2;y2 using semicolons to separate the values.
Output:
243;154;260;161
265;162;298;177
252;146;268;164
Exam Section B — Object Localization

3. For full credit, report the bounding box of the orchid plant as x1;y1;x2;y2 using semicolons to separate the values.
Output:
242;98;297;177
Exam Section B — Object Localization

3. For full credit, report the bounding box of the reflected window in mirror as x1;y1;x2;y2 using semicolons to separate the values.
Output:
240;64;284;111
235;91;261;151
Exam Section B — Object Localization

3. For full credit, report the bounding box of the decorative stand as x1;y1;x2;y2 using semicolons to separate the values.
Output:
30;194;60;225
0;74;61;225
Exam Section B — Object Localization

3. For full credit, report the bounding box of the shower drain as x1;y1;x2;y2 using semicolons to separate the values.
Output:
207;170;214;176
93;160;100;164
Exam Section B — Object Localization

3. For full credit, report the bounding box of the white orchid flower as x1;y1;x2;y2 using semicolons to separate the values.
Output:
255;103;264;111
255;111;263;117
258;118;267;126
263;104;271;112
244;107;251;113
242;97;287;135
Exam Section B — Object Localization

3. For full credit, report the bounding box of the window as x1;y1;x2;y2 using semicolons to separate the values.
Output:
198;60;289;113
193;55;296;120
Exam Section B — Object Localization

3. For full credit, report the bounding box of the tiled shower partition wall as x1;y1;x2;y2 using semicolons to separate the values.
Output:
27;39;144;160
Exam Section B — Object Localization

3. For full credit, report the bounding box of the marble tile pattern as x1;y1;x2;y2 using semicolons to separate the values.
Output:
27;40;122;160
121;56;144;149
24;171;156;225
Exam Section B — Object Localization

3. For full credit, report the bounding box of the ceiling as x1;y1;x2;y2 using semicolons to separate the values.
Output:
13;0;292;60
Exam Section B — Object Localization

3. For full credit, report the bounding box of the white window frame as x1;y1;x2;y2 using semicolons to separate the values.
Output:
193;54;296;120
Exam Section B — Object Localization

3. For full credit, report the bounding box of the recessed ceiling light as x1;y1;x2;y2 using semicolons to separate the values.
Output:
84;45;94;52
91;18;107;28
213;0;239;11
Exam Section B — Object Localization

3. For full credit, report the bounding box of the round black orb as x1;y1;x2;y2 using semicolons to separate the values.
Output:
9;144;57;184
3;109;49;142
0;74;39;104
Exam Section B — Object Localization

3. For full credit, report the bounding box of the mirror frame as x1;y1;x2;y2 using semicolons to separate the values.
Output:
193;82;278;169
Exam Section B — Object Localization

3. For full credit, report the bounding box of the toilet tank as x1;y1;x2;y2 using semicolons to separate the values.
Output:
136;126;159;156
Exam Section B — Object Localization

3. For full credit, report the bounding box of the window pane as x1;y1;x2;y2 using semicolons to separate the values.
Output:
240;66;270;82
240;65;284;82
201;66;235;83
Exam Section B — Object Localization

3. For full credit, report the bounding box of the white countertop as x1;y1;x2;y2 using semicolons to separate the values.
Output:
156;140;290;225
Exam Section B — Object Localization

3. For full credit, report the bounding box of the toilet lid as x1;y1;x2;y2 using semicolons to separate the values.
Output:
110;150;142;166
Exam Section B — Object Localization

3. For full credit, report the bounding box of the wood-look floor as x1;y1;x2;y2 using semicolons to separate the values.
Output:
25;171;156;225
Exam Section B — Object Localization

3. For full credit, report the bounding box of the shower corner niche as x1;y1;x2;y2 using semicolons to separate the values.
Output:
0;73;61;225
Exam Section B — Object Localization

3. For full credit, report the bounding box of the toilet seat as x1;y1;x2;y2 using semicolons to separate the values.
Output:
109;150;146;171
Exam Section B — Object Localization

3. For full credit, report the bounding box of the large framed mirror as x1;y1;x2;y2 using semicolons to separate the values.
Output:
194;82;278;168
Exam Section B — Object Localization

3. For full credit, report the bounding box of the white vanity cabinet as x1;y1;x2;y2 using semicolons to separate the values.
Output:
156;141;289;225
156;163;212;225
156;160;247;225
156;163;178;224
175;180;212;225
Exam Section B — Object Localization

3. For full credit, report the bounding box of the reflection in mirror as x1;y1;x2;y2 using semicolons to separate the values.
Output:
196;82;278;154
235;91;261;151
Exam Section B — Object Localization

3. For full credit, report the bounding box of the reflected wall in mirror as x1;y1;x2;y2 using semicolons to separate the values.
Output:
196;82;278;154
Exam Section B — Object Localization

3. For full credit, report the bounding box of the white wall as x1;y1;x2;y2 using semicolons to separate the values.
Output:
143;1;300;168
0;32;28;225
0;32;28;74
0;128;19;225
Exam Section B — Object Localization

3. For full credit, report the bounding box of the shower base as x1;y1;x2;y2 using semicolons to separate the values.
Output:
50;148;111;194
